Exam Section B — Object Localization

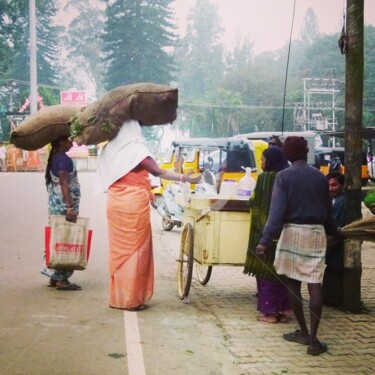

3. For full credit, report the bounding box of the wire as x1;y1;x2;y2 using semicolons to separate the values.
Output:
281;0;296;134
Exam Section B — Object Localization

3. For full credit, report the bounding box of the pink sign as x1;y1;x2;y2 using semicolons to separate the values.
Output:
60;91;87;106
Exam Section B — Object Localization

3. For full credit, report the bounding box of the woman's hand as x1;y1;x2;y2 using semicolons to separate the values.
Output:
183;172;202;184
66;207;77;223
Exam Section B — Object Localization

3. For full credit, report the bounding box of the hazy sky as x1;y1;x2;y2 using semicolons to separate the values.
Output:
172;0;375;55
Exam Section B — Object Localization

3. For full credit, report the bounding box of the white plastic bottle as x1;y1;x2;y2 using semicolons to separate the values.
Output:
237;167;256;200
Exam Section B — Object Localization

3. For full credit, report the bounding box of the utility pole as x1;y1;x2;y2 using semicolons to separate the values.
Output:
342;0;364;313
29;0;38;114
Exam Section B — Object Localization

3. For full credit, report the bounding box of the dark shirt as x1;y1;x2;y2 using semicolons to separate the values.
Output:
51;153;73;177
260;160;337;246
326;192;345;270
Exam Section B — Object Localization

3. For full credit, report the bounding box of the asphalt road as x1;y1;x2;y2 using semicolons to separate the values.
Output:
0;172;240;375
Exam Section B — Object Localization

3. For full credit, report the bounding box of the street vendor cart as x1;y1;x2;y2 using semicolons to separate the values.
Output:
177;195;250;299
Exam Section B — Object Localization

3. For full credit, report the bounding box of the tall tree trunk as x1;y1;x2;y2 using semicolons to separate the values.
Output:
343;0;364;313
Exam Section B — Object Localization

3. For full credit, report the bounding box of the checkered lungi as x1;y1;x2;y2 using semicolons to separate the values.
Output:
274;223;327;283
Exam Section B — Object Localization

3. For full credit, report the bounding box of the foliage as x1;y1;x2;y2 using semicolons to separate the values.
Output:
299;7;320;46
0;0;28;79
101;0;177;90
6;1;62;87
363;189;375;207
62;0;106;95
175;0;226;136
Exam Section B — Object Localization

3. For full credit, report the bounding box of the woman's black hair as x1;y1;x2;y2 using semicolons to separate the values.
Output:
45;136;68;186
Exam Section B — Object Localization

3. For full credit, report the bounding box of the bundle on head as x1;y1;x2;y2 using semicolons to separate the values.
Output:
10;105;82;151
70;82;178;145
282;136;309;163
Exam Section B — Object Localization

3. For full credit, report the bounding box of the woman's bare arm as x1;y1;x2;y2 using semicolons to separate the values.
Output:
138;157;201;184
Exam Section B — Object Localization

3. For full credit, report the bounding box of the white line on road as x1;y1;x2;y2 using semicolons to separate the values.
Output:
124;311;146;375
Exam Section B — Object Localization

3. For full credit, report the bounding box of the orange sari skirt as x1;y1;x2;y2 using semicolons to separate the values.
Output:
107;171;153;309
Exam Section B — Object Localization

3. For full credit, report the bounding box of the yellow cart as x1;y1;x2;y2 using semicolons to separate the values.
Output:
176;195;250;300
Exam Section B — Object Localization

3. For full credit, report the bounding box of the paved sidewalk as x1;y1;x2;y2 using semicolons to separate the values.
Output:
181;239;375;374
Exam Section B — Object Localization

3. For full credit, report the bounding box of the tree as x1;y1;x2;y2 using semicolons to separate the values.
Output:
0;1;28;79
62;0;106;96
175;0;226;136
101;0;177;90
342;0;364;313
363;25;375;126
225;34;254;74
300;7;320;46
5;0;63;105
176;0;224;101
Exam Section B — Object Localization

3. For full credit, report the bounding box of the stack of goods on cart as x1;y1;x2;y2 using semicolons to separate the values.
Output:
10;82;178;150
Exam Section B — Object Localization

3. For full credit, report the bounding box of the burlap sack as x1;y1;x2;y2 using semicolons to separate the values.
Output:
71;83;178;145
11;105;82;150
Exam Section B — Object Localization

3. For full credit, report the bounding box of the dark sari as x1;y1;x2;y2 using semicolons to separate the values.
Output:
243;171;278;280
243;147;288;280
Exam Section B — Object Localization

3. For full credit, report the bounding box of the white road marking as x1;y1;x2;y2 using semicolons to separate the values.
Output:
124;311;146;375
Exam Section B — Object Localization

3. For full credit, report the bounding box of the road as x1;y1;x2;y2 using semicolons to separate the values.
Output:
1;172;375;374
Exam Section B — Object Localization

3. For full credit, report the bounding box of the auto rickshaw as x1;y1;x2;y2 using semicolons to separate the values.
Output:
152;137;268;230
315;146;370;186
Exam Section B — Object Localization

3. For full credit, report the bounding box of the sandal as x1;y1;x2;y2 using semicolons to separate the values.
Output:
283;330;310;345
48;279;58;287
307;341;328;356
125;304;145;311
56;281;82;291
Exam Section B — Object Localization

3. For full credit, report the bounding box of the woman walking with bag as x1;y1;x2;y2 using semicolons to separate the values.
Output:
43;135;82;290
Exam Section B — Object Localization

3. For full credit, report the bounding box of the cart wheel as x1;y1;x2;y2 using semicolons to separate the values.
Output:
177;223;194;299
162;217;174;231
195;263;212;285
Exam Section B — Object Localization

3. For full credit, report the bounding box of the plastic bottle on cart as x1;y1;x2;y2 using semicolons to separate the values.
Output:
237;167;256;200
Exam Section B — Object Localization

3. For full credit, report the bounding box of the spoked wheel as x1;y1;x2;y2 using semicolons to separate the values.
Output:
195;263;213;285
177;223;194;299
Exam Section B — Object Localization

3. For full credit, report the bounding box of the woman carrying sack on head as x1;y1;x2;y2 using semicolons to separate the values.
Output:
95;119;201;311
42;135;82;290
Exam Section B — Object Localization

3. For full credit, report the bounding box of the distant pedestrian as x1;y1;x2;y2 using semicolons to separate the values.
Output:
268;135;283;148
0;142;6;171
256;136;341;356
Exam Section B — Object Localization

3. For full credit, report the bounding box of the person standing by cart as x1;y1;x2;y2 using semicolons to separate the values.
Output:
323;171;345;307
95;120;201;311
256;136;340;356
244;146;290;323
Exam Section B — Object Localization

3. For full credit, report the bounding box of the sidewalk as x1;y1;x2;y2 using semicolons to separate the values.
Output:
183;239;375;374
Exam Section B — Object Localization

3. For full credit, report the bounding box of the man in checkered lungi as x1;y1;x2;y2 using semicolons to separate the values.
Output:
256;136;342;356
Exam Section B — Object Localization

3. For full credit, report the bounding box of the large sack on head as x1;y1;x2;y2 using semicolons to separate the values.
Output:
71;83;178;145
10;105;82;150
